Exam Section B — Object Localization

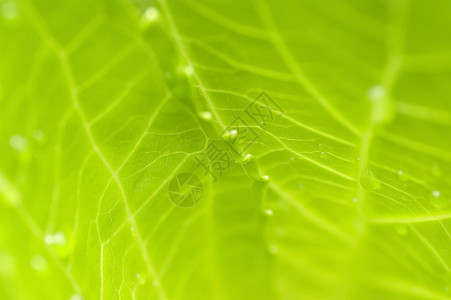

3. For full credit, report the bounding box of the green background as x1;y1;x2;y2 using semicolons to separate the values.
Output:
0;0;450;299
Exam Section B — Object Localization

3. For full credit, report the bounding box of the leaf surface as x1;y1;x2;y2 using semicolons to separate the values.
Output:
0;0;450;299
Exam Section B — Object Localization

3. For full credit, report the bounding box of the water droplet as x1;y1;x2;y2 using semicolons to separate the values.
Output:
0;172;21;206
367;85;386;101
269;245;278;255
352;197;358;203
239;153;254;164
431;164;442;177
30;255;47;272
298;183;303;189
183;65;194;76
9;135;28;152
0;251;14;275
261;175;269;182
44;231;66;246
33;129;45;141
367;84;395;125
430;190;449;209
290;157;294;161
356;157;360;161
69;294;84;300
130;226;137;238
44;235;52;244
264;209;273;216
198;111;212;121
222;129;238;142
354;219;365;235
360;169;381;191
136;273;146;285
141;7;159;25
397;169;408;183
395;224;408;235
1;1;19;21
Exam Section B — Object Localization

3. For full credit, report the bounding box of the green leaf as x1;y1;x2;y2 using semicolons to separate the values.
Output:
1;0;450;299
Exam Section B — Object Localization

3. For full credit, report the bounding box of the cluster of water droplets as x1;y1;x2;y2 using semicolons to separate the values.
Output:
44;231;67;246
44;230;73;258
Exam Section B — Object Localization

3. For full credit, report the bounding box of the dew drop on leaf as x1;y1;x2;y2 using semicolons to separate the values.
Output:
430;190;449;209
136;273;147;285
0;172;21;206
239;153;255;164
395;224;408;235
44;231;67;246
198;111;212;121
9;135;28;152
141;7;159;26
183;65;194;76
153;279;160;287
1;1;18;21
397;169;408;182
222;129;238;142
264;209;273;216
69;294;84;300
269;245;278;255
0;251;14;275
30;255;47;272
367;85;386;101
367;84;395;125
33;129;45;141
431;163;443;177
360;169;381;191
261;175;269;182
